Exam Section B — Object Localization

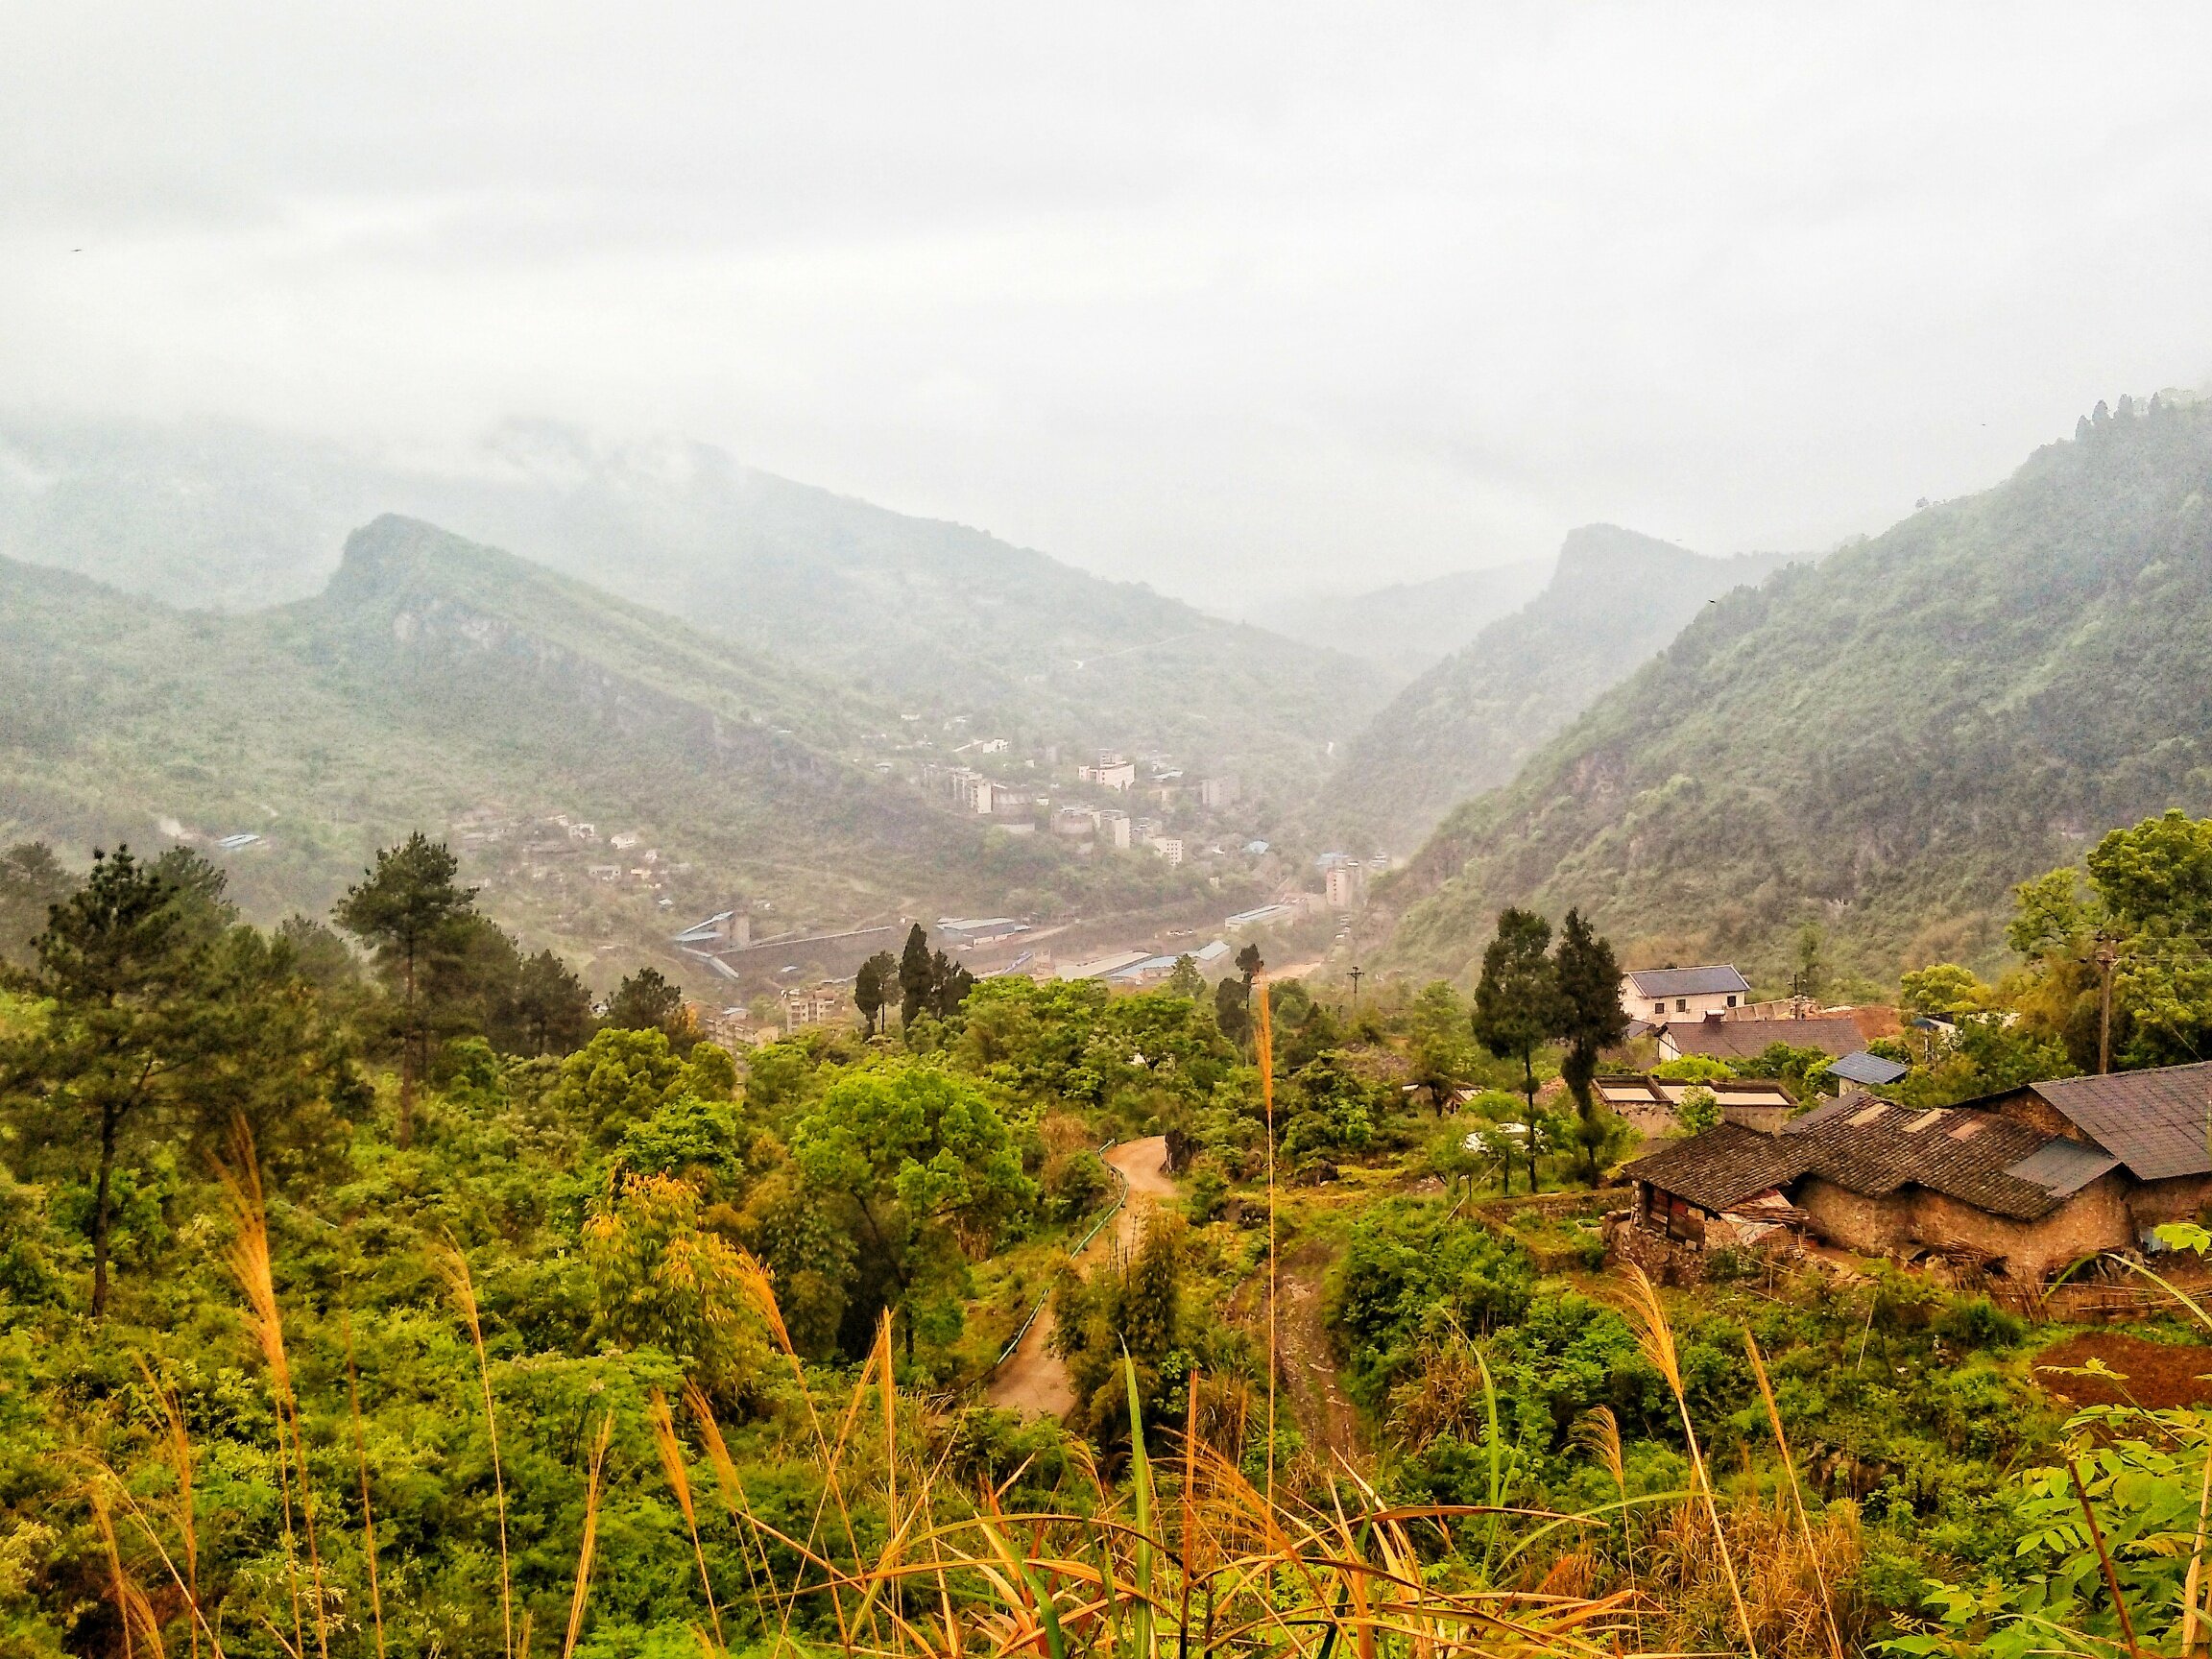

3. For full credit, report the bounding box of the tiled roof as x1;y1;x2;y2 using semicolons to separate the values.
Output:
1662;1018;1865;1061
2029;1064;2212;1181
1624;965;1752;998
1627;1097;2085;1222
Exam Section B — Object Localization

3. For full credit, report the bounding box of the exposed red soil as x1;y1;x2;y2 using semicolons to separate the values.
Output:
2033;1332;2212;1409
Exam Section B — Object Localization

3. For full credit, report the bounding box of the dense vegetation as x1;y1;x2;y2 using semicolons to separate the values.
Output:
7;834;2209;1658
0;515;1218;954
1321;527;1791;854
1384;395;2212;987
0;415;1385;804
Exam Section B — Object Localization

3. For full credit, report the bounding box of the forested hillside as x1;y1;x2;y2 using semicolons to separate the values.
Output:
0;416;1382;799
1321;527;1792;852
0;516;1197;953
1383;395;2212;985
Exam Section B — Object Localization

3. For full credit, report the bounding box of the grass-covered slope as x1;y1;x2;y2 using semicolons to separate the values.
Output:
0;515;1171;932
0;416;1384;800
1382;397;2212;984
1321;526;1793;852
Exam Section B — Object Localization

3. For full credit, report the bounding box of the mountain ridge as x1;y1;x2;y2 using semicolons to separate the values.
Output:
1319;525;1795;852
1378;396;2212;988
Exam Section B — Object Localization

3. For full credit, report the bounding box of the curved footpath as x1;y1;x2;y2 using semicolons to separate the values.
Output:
984;1135;1177;1417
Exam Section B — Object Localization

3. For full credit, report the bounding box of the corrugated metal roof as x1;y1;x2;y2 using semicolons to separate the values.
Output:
1831;1049;1911;1087
2031;1063;2212;1180
1625;964;1752;998
2004;1139;2123;1197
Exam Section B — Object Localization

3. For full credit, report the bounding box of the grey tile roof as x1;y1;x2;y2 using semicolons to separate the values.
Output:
1627;1098;2072;1222
2030;1063;2212;1180
1662;1017;1866;1061
1831;1049;1911;1087
1625;965;1752;998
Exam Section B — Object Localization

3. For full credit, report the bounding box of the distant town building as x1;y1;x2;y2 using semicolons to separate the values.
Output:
1148;835;1185;866
1199;775;1239;808
1079;756;1137;790
1323;862;1365;909
1096;808;1132;849
779;981;850;1032
937;917;1032;948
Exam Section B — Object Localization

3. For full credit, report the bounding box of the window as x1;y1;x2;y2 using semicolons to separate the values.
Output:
1676;998;1687;1012
1726;995;1738;1007
1653;1001;1665;1016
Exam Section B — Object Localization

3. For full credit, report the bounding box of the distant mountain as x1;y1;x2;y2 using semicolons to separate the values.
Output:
0;515;1211;977
1319;526;1794;852
1382;396;2212;986
0;415;1383;802
1243;557;1556;678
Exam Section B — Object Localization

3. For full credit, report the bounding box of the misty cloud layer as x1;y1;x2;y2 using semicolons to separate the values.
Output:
6;4;2211;609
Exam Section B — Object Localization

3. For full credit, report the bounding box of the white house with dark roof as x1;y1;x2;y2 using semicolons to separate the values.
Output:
1619;964;1752;1022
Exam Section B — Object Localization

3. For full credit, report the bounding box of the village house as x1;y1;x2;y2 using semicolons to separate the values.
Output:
1655;1012;1865;1064
1620;1060;2212;1285
1619;964;1751;1022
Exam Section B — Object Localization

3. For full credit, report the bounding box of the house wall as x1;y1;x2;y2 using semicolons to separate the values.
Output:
1623;983;1740;1023
1795;1174;2135;1280
2128;1174;2212;1237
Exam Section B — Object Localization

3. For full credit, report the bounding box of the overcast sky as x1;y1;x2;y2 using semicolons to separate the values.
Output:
6;5;2211;611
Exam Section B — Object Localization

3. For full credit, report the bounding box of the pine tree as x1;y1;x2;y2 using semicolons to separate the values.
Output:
1471;907;1561;1192
333;832;476;1146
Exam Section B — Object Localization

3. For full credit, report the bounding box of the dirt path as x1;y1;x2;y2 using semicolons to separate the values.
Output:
1278;1240;1366;1470
984;1136;1177;1417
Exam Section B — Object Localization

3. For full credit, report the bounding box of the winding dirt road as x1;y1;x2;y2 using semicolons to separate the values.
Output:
985;1135;1177;1417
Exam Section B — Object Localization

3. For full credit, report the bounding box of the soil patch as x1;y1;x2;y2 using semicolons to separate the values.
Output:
2034;1332;2212;1409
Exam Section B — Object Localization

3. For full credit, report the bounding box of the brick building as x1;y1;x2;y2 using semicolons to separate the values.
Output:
1621;1060;2212;1285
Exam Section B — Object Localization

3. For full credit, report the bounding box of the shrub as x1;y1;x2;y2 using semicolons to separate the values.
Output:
1934;1293;2027;1350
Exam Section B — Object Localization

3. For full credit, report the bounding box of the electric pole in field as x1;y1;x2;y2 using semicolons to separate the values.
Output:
1348;964;1363;1008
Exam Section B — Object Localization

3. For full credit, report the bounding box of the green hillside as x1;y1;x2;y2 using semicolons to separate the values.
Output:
0;415;1383;802
0;516;1206;973
1382;395;2212;986
1320;526;1792;852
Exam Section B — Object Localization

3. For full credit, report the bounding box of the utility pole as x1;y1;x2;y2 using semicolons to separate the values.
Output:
1348;964;1363;1008
2095;933;2119;1075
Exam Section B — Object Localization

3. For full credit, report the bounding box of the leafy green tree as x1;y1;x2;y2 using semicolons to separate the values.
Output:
0;842;75;968
1049;1213;1188;1440
1471;908;1561;1192
1281;1051;1377;1162
1898;963;1990;1018
333;832;476;1146
899;924;934;1028
1166;954;1204;1000
1674;1086;1721;1135
854;950;896;1036
1407;980;1475;1115
546;1025;733;1146
1553;909;1629;1183
274;914;360;998
1235;942;1264;1004
1651;1054;1735;1083
603;965;696;1051
791;1061;1034;1361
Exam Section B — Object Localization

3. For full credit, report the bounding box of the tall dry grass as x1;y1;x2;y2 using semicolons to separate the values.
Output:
87;1131;1939;1659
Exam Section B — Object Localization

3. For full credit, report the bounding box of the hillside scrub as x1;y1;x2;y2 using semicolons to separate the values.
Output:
1385;396;2212;989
